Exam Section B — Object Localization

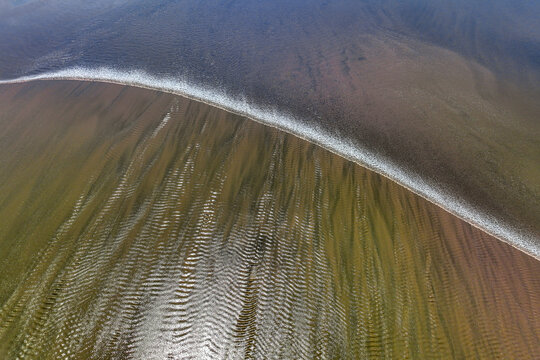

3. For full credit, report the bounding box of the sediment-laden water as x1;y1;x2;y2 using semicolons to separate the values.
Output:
1;0;540;255
0;81;538;359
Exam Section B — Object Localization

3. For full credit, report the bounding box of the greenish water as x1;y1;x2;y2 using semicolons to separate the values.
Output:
0;81;538;359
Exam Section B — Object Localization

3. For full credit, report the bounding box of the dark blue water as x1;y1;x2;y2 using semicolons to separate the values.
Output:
2;1;540;82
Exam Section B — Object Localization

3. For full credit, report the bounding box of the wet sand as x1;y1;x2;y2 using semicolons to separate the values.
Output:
0;80;538;358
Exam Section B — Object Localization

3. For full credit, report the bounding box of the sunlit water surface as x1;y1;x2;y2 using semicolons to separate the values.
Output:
0;81;538;359
1;0;540;255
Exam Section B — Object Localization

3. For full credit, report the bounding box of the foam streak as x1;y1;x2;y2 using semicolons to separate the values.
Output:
0;67;537;259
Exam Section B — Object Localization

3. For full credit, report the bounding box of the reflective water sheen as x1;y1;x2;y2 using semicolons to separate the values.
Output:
1;0;540;255
0;81;538;359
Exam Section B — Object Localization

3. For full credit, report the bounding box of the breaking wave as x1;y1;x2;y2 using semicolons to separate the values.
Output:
0;66;537;259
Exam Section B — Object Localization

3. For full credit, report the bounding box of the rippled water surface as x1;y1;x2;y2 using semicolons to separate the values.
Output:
1;0;539;254
0;81;538;359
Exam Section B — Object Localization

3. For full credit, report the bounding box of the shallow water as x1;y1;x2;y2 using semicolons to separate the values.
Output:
1;0;539;254
0;81;538;359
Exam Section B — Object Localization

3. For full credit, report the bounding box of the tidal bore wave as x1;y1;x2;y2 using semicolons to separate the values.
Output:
0;67;537;259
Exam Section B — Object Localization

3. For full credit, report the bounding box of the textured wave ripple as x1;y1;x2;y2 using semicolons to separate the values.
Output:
2;66;538;260
2;0;540;257
0;81;539;359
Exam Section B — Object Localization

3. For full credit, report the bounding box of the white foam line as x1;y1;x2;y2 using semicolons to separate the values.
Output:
1;66;538;260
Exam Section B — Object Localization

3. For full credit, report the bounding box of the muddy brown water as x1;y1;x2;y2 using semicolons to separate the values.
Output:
0;80;538;359
2;0;540;245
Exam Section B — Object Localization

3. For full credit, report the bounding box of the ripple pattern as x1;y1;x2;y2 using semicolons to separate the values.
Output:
0;80;538;359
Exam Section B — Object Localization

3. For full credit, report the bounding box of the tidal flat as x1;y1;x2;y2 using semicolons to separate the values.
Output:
0;80;538;358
